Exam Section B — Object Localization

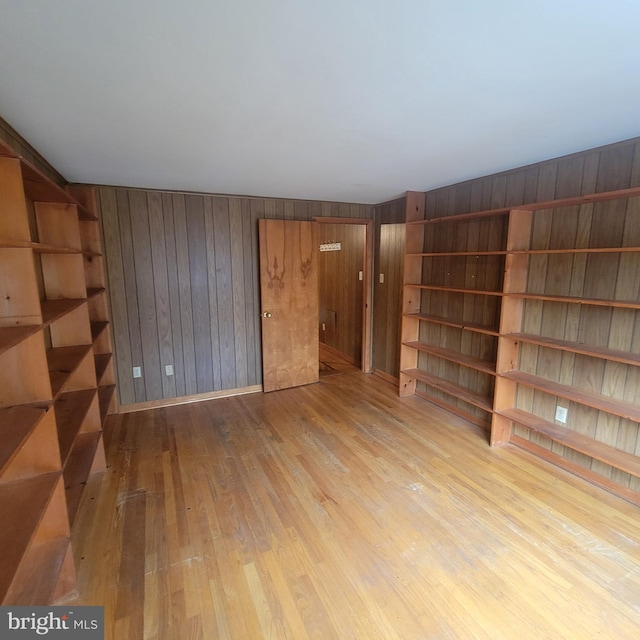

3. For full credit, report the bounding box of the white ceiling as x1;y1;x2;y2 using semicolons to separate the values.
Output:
1;1;639;204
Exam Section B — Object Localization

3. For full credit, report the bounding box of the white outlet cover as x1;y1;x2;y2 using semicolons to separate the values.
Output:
133;366;142;378
555;406;568;424
165;364;174;376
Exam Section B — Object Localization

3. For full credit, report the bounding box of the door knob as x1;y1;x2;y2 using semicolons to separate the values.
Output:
262;311;272;318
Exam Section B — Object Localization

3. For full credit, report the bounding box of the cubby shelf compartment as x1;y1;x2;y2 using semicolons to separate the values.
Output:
41;298;87;327
0;325;41;356
98;385;116;423
64;432;102;523
0;472;67;603
403;313;499;336
506;333;640;367
94;353;112;383
500;370;640;423
3;536;71;606
401;368;493;413
402;341;496;375
47;345;94;398
497;408;640;479
54;389;99;466
90;321;109;342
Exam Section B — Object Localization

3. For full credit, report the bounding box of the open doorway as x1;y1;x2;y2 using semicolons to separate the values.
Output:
314;217;373;373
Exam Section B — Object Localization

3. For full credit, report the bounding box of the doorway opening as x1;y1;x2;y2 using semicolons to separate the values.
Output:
314;217;373;374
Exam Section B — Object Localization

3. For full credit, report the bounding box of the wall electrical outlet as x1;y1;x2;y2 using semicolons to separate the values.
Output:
379;273;385;284
358;271;363;281
133;366;142;378
321;323;326;331
555;406;568;424
165;364;174;376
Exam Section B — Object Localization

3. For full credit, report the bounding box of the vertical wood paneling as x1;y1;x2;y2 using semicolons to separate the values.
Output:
99;188;134;404
99;187;373;405
147;192;176;398
129;190;163;400
186;195;213;393
173;194;198;395
162;192;186;397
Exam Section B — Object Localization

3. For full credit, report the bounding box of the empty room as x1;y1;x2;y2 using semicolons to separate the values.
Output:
1;2;640;638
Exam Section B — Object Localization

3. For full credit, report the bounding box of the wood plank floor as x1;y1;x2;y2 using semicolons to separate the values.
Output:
71;367;640;639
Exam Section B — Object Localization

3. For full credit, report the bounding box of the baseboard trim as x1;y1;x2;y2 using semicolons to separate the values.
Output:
118;384;263;413
372;369;399;386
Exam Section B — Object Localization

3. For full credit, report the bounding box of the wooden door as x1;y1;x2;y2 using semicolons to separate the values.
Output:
259;219;319;392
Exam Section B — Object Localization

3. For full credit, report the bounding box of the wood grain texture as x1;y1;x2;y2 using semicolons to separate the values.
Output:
318;223;365;364
71;370;640;638
421;138;640;494
98;187;373;404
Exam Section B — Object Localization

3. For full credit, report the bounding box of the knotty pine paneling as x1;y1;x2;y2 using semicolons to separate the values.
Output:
318;223;366;365
424;136;640;490
98;187;372;406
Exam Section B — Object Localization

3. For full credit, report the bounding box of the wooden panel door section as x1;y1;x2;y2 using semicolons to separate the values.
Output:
259;219;319;392
399;184;640;505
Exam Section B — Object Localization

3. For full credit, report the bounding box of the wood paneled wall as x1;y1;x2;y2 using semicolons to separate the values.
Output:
423;136;640;487
318;223;365;364
372;198;406;380
97;187;372;406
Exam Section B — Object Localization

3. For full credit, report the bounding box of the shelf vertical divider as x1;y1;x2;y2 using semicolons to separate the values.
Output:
491;209;533;445
399;191;426;397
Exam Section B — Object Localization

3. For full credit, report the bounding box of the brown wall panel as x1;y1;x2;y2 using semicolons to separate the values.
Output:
99;188;373;405
318;223;365;365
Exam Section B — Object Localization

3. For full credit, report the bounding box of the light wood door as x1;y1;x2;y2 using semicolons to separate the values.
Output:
259;219;319;392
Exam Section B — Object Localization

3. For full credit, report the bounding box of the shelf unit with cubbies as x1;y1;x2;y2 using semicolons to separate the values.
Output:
400;187;640;505
0;139;115;604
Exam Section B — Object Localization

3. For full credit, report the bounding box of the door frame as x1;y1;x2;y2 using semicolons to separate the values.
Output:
313;216;373;373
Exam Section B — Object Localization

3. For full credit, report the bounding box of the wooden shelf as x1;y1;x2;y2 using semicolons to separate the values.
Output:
506;333;640;367
0;472;61;601
91;321;109;342
411;185;640;225
54;389;98;465
86;287;106;300
46;345;93;397
64;432;102;523
500;370;640;423
41;298;86;327
405;283;504;297
402;368;493;412
0;405;49;477
498;408;640;479
98;385;116;422
403;341;496;375
406;250;508;257
2;536;70;606
404;312;499;336
94;353;112;383
407;247;640;257
506;291;640;310
0;325;41;356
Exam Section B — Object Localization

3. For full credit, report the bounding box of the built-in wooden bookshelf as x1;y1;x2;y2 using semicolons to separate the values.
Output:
0;139;115;604
400;189;640;505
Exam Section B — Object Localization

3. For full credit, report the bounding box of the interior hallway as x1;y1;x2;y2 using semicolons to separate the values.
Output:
71;366;640;639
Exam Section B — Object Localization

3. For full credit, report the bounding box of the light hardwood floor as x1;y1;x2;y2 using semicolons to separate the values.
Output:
71;365;640;639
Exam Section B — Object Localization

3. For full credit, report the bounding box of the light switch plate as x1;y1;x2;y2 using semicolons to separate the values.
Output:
555;406;568;424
